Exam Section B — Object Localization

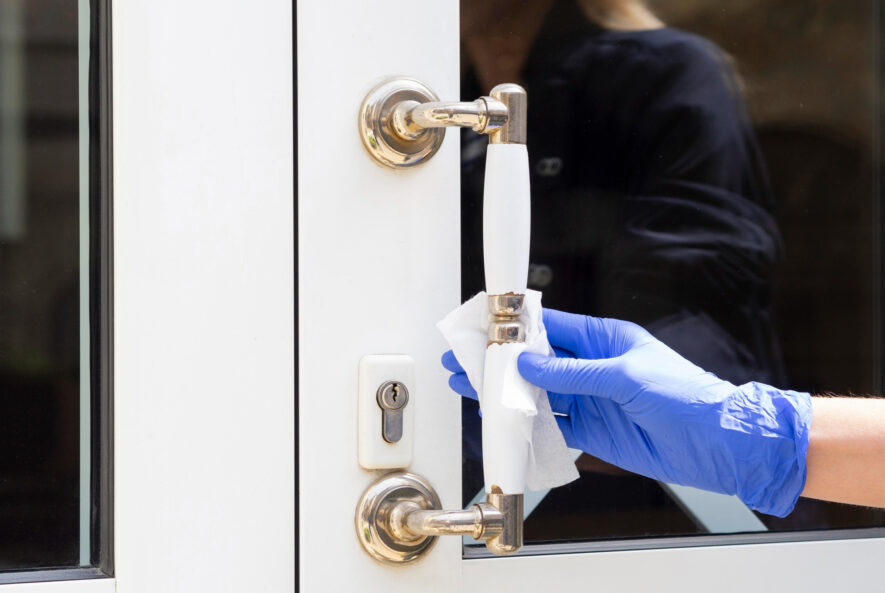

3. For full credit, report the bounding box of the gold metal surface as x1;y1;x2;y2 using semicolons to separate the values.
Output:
358;77;521;167
389;100;425;141
488;83;527;145
400;501;482;539
487;293;527;344
487;319;526;344
355;472;522;563
484;490;524;555
358;78;444;169
488;293;525;317
396;97;508;136
354;471;441;565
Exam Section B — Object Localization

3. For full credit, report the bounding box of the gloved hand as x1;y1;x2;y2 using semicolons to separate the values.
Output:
442;308;812;517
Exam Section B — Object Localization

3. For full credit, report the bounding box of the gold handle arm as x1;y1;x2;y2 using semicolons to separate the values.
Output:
389;500;504;541
358;77;527;168
355;472;523;564
391;97;508;140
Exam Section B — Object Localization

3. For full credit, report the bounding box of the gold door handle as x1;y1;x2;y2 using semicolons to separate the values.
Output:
358;77;525;168
355;472;522;565
356;78;529;564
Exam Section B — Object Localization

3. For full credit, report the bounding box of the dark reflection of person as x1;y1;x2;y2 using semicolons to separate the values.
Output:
459;0;786;524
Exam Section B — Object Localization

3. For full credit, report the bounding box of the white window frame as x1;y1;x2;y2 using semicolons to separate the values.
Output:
2;0;295;590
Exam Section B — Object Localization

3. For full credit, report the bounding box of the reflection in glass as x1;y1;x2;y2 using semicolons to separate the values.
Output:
0;0;92;568
460;0;885;546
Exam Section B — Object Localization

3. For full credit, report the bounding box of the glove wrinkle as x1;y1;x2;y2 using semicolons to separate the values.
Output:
522;309;811;517
443;307;812;518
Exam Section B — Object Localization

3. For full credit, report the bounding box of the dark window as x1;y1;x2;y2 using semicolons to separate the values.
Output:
0;0;110;572
461;0;885;551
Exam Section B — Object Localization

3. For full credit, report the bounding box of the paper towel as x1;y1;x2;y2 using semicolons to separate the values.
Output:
437;290;579;491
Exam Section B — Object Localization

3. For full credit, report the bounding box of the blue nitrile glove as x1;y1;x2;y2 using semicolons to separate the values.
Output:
441;308;812;517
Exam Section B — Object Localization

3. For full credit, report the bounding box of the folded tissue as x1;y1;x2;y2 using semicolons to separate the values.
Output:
437;290;579;491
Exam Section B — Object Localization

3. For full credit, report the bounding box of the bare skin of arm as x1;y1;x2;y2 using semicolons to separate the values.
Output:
801;397;885;508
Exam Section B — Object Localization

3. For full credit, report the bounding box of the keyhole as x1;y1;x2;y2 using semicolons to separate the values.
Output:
391;385;399;403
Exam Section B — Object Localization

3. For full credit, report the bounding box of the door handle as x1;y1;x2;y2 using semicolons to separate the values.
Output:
356;78;530;563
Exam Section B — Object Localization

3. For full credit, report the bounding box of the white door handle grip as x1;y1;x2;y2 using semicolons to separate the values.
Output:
482;342;532;494
479;84;530;556
483;143;531;296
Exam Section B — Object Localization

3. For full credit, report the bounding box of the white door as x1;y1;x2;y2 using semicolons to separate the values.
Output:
298;1;885;592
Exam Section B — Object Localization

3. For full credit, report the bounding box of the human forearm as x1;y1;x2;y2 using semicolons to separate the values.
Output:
801;396;885;508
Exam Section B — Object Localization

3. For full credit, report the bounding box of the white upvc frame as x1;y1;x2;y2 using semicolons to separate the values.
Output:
4;0;296;588
111;0;296;590
465;538;885;592
0;583;113;593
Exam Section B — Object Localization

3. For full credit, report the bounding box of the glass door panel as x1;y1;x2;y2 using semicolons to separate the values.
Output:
460;0;885;552
0;0;107;571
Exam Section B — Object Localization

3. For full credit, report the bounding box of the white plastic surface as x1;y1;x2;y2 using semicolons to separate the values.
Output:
464;538;885;592
358;354;415;469
481;343;531;494
0;581;115;593
483;143;531;295
113;0;294;590
482;143;532;495
298;0;461;590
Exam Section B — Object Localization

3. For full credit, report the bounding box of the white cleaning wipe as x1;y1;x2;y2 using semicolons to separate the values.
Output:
437;290;579;491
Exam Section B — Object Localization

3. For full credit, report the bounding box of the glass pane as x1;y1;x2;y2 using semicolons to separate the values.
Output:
0;0;99;569
460;0;885;550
